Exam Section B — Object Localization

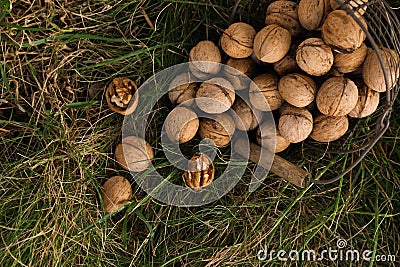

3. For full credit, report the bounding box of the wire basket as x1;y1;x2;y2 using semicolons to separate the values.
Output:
305;0;400;184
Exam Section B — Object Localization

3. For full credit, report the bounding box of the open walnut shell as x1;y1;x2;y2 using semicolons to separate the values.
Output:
106;77;138;115
183;152;215;191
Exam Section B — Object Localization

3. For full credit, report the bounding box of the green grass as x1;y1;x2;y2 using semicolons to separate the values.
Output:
1;0;400;266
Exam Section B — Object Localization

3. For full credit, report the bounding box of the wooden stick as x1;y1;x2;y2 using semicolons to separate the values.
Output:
235;139;309;188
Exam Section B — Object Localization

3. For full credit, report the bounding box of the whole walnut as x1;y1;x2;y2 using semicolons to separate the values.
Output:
165;106;199;144
278;73;317;107
106;77;138;115
198;113;236;147
231;97;263;131
265;0;303;36
256;121;290;153
115;136;154;172
362;48;399;92
296;38;334;76
273;50;299;76
334;43;367;73
310;114;349;142
249;73;283;111
168;73;198;105
101;176;132;214
182;152;214;190
298;0;331;31
253;24;291;63
189;41;222;79
278;105;313;143
348;83;380;118
321;10;367;53
224;58;258;90
196;77;235;114
330;0;368;16
220;22;256;59
316;76;358;116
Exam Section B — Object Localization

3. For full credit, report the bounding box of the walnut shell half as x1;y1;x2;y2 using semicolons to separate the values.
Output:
106;77;138;115
183;152;214;191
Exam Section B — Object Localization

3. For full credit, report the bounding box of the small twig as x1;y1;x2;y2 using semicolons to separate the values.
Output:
141;7;155;31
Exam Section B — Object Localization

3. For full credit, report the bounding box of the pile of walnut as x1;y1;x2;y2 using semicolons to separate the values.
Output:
101;0;399;204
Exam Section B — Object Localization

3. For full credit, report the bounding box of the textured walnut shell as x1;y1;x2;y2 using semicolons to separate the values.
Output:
362;48;399;93
220;22;256;59
196;77;235;114
101;176;132;214
321;10;367;53
253;24;291;63
348;83;380;118
115;136;154;172
231;97;263;131
296;38;334;76
316;76;358;116
265;0;303;36
298;0;331;31
198;113;235;147
249;73;283;111
165;106;199;144
278;105;313;143
106;77;138;115
256;122;290;153
330;0;368;16
189;41;222;79
278;73;316;107
182;152;214;191
224;58;258;90
334;43;367;73
310;114;349;142
168;73;197;105
273;50;299;76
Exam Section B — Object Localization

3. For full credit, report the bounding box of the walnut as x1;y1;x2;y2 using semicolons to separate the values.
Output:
196;77;235;114
249;73;283;111
321;10;367;53
220;22;256;59
224;58;258;90
316;76;358;116
231;97;263;131
296;38;334;76
115;136;154;172
334;43;367;73
362;48;399;92
168;73;198;105
348;82;380;118
256;121;290;152
106;77;138;115
265;0;303;36
165;106;199;144
330;0;368;16
278;105;313;143
310;114;349;142
273;50;299;76
189;40;222;79
198;113;236;147
101;176;132;214
298;0;331;31
182;152;214;191
253;24;291;63
278;73;317;107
